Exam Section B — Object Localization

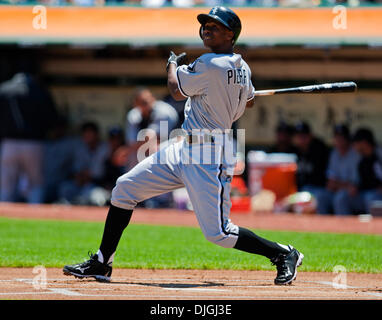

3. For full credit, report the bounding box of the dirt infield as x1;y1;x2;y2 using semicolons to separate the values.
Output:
1;202;381;300
1;268;381;300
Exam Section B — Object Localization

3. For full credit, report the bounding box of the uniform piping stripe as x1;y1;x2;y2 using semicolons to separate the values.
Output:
217;164;227;236
247;94;255;102
217;164;238;237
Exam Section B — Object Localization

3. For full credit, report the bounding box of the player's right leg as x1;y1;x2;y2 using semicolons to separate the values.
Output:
183;158;303;286
63;142;184;282
234;226;304;285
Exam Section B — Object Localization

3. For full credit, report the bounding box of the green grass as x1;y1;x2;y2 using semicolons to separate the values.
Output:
0;217;381;273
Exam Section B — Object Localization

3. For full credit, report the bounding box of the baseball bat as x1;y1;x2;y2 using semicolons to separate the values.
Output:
254;81;357;96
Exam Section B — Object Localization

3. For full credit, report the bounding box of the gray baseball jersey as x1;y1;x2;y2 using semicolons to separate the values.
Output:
177;53;255;132
111;52;255;248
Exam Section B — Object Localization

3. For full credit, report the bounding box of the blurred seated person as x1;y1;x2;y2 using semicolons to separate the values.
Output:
81;126;127;207
204;0;247;6
117;87;179;171
0;71;58;204
141;0;166;7
41;116;79;203
101;126;126;193
315;124;360;215
66;0;105;6
268;121;298;154
293;121;330;212
278;0;320;7
58;121;109;205
333;128;382;215
163;93;186;129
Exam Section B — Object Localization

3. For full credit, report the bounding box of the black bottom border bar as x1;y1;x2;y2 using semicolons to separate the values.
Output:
1;300;381;318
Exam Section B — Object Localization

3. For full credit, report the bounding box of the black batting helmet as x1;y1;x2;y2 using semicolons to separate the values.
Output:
197;6;242;46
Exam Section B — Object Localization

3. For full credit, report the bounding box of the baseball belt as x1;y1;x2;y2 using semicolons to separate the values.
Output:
186;134;215;144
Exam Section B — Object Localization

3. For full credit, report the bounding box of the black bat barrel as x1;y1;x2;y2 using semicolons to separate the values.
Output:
283;82;357;94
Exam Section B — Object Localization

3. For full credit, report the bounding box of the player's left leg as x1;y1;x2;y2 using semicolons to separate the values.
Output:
183;159;303;285
63;141;184;282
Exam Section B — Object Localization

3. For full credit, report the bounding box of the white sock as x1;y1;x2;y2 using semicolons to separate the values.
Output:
97;249;114;265
277;243;292;252
107;252;115;265
96;249;104;263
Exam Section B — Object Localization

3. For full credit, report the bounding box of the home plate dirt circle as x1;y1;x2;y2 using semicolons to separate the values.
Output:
0;268;381;300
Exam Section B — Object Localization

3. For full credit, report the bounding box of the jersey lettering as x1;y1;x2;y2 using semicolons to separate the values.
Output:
227;68;247;85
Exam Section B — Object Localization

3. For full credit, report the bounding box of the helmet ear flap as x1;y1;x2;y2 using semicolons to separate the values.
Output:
199;25;204;40
228;30;235;45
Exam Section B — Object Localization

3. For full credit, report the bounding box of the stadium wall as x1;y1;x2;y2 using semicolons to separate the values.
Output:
1;6;382;45
1;6;382;145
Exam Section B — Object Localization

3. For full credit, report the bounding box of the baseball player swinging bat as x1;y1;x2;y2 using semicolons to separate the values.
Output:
254;81;357;96
63;6;310;286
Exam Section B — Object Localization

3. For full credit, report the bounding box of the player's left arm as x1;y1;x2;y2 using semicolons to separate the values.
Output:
168;63;186;101
167;51;188;101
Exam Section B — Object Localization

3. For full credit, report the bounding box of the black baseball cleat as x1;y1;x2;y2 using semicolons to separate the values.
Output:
271;245;304;285
63;252;112;283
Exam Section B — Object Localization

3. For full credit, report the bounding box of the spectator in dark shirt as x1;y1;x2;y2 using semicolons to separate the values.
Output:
163;93;186;130
76;126;127;207
334;128;382;215
268;121;298;154
0;72;58;203
316;124;360;215
123;87;179;171
102;126;126;192
58;121;109;205
41;116;79;203
293;121;331;213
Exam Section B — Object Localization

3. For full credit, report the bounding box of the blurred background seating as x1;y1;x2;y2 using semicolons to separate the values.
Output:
0;3;381;215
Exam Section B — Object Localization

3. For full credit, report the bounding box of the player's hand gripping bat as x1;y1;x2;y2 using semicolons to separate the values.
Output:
166;51;187;72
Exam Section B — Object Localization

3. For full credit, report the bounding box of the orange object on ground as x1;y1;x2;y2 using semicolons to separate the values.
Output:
231;196;251;213
230;175;251;213
248;151;298;201
261;163;297;201
231;175;248;196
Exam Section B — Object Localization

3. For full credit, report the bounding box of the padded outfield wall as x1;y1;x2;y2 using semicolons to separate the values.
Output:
1;5;382;45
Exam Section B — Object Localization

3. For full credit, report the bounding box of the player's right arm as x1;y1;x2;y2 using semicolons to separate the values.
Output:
246;64;255;108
